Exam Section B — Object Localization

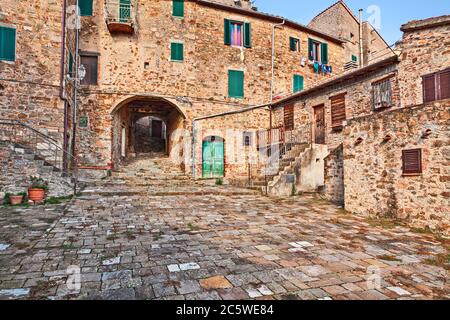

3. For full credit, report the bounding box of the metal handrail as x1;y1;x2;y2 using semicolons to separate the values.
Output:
0;119;78;194
105;1;134;24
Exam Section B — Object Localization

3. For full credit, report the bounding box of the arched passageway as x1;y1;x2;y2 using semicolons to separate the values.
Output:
111;97;186;166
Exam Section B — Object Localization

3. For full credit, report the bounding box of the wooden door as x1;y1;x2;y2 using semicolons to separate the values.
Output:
151;120;163;138
202;140;224;178
314;105;325;144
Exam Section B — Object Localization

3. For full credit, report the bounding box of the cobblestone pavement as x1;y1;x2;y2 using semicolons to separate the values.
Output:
0;154;448;300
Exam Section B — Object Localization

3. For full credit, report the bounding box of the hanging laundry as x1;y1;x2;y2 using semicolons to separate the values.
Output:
314;61;319;74
301;57;307;67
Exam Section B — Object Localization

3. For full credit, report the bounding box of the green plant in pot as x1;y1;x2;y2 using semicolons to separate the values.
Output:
28;176;48;203
10;192;26;205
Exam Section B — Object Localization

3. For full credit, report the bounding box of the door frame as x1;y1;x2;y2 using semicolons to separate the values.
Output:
313;104;326;145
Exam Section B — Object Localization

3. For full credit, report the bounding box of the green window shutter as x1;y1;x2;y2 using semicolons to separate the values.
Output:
224;19;231;45
171;42;184;61
244;22;251;48
119;0;131;22
173;0;184;17
352;54;358;62
293;75;304;93
79;0;93;16
228;70;244;98
321;43;329;64
0;27;16;61
308;38;313;60
68;52;73;76
289;37;296;51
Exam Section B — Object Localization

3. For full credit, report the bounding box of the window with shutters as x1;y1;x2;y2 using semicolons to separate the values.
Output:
170;42;184;61
228;70;244;98
284;105;294;131
293;75;304;93
79;0;94;16
224;20;251;48
372;78;392;110
290;37;300;52
402;149;422;175
330;94;346;129
172;0;184;17
0;26;16;62
308;39;328;64
423;68;450;103
80;54;98;85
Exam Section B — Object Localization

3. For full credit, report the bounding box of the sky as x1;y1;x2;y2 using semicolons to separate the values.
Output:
254;0;449;45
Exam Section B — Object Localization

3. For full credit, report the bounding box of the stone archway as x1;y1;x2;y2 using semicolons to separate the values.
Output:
111;96;187;166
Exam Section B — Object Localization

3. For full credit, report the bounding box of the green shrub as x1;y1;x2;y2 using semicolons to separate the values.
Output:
215;178;223;186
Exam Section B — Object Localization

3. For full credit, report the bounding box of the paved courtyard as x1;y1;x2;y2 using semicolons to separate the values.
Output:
0;155;448;300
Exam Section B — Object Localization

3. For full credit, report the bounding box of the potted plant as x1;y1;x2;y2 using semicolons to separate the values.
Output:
10;192;26;205
28;176;48;203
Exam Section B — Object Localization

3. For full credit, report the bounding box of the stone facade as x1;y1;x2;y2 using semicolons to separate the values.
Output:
397;15;450;107
343;101;449;233
323;144;344;205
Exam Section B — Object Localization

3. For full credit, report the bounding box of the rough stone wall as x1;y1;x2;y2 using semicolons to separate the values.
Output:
74;0;345;168
323;144;344;205
193;106;270;182
272;62;400;150
362;22;392;66
343;100;450;234
397;20;450;107
0;142;73;198
0;0;65;142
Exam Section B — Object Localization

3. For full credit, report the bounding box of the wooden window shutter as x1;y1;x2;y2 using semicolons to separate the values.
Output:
171;42;184;61
321;43;329;64
438;69;450;100
423;74;436;103
308;38;313;60
228;70;244;98
224;19;231;45
243;22;251;48
80;55;98;85
290;37;298;51
402;149;422;175
173;0;184;17
0;26;16;61
293;75;304;93
330;94;346;128
284;105;294;131
68;52;73;76
79;0;93;16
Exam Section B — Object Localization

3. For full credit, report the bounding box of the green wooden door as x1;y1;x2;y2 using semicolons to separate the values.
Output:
202;140;224;178
120;0;131;22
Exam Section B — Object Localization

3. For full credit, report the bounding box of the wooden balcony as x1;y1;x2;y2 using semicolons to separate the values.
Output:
105;1;135;34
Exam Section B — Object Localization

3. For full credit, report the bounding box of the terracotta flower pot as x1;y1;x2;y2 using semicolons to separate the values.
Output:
28;188;46;202
10;195;24;205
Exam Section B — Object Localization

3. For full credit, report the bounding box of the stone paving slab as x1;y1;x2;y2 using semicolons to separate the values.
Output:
0;156;449;300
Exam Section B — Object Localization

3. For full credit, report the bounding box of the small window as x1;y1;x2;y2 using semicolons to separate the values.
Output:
373;78;392;110
228;70;244;98
170;42;184;61
0;26;16;62
330;94;346;129
79;116;89;128
80;54;98;85
402;149;422;175
308;39;328;64
352;55;358;62
79;0;93;17
224;20;251;48
293;75;304;93
423;69;450;103
284;105;294;131
290;37;300;52
243;132;252;146
172;0;184;17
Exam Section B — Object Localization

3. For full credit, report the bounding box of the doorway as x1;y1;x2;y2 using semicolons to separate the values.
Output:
314;105;326;144
202;136;224;178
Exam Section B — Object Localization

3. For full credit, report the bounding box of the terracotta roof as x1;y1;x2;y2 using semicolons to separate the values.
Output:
194;0;344;44
401;15;450;32
272;55;399;108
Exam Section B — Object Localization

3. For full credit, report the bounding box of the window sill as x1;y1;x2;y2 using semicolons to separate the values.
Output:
374;105;392;112
402;173;422;177
331;126;344;132
171;59;184;63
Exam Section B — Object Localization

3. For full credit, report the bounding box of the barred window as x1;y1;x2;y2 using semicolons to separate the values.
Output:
373;78;392;110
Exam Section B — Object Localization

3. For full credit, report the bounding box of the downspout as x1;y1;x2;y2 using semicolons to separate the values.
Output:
359;9;364;67
71;0;80;161
60;0;69;173
191;120;196;179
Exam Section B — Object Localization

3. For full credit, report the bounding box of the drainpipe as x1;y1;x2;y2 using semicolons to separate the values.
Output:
71;0;80;162
191;120;196;179
60;0;69;173
359;9;364;67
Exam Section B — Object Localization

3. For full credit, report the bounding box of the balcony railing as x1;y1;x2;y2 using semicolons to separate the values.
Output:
105;1;135;34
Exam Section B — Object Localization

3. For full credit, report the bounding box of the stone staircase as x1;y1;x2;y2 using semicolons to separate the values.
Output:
249;143;309;192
